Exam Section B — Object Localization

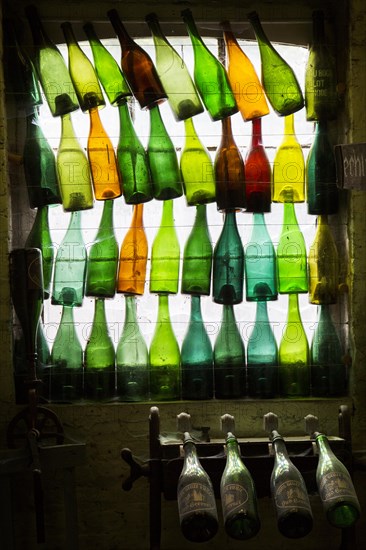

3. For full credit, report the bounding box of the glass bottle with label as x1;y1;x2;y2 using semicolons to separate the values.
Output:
25;206;54;300
244;118;271;212
308;215;339;304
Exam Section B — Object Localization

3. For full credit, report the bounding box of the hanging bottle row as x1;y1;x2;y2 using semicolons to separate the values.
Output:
7;6;347;404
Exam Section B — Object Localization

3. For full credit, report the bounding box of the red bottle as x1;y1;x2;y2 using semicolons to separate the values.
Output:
244;118;271;213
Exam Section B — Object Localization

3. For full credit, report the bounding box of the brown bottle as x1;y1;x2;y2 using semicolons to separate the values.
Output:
107;9;167;110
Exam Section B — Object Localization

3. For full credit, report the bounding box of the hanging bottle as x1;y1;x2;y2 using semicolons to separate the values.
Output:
85;199;119;298
23;109;61;208
36;319;51;400
84;298;116;401
107;9;167;110
57;106;94;212
305;11;338;121
310;305;346;397
264;412;313;538
244;213;277;301
306;120;339;215
51;211;87;307
147;104;183;200
214;116;246;211
222;20;269;121
180;117;216;206
277;202;308;294
247;301;278;398
117;101;153;204
213;210;244;305
308;215;339;304
117;204;148;296
213;304;246;399
145;13;204;121
25;5;79;117
177;412;219;542
181;204;212;296
247;11;304;116
181;295;213;400
116;295;149;402
149;294;180;401
83;22;132;107
25;206;54;300
150;200;180;294
181;8;238;121
279;293;310;397
305;415;361;528
244;118;271;212
49;305;83;403
220;414;261;540
272;114;305;203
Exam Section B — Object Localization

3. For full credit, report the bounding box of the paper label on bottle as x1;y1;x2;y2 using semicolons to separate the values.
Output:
178;482;217;519
221;483;249;521
318;472;357;502
274;480;310;511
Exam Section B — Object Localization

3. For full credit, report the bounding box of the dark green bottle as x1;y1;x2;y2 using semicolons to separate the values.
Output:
25;206;54;300
306;120;339;215
311;305;346;396
181;205;212;296
23;110;61;209
147;105;183;200
244;213;277;301
214;304;246;399
117;101;153;204
247;301;278;398
213;211;244;305
181;296;213;400
85;200;118;298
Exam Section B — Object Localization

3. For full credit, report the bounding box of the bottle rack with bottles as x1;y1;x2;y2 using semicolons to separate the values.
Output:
121;404;357;550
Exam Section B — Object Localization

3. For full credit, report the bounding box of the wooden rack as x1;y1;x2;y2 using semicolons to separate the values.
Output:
121;404;356;550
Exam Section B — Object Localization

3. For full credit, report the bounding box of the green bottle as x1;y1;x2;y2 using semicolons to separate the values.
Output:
83;22;132;106
25;5;79;117
247;301;278;398
180;117;216;206
116;295;149;402
181;204;212;296
279;293;310;397
214;304;246;399
85;200;118;298
147;105;183;200
308;215;339;304
244;213;277;301
181;9;238;121
305;415;361;529
247;11;304;116
117;101;153;204
23;110;61;209
150;200;180;294
149;294;180;401
181;296;213;400
61;22;105;112
145;13;204;121
57;106;94;212
51;211;86;307
49;305;83;403
306;120;339;215
25;206;54;300
84;298;116;401
220;414;260;540
277;202;308;294
213;211;244;305
36;319;51;399
310;305;346;396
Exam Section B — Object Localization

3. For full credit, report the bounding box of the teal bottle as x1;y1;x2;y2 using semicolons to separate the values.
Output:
311;305;346;396
214;304;246;399
244;213;277;301
85;200;118;298
247;301;278;398
25;206;54;300
213;211;244;305
117;101;153;204
181;296;213;400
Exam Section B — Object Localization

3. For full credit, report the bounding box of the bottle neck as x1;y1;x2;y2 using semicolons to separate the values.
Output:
61;22;80;52
124;294;138;325
317;303;331;324
97;199;114;235
223;209;238;228
149;104;165;132
222;303;236;324
247;12;269;45
250;118;263;147
190;295;203;322
287;293;301;323
283;201;299;225
93;297;107;324
312;10;326;45
271;432;290;458
250;212;271;241
181;9;204;46
255;300;270;323
131;204;144;228
108;9;134;49
193;204;208;228
284;114;295;136
184;117;198;141
25;5;49;48
315;432;335;458
157;294;170;321
61;112;76;138
83;22;100;45
161;199;174;226
60;304;74;325
226;434;240;460
146;14;167;43
118;100;134;130
221;115;234;144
